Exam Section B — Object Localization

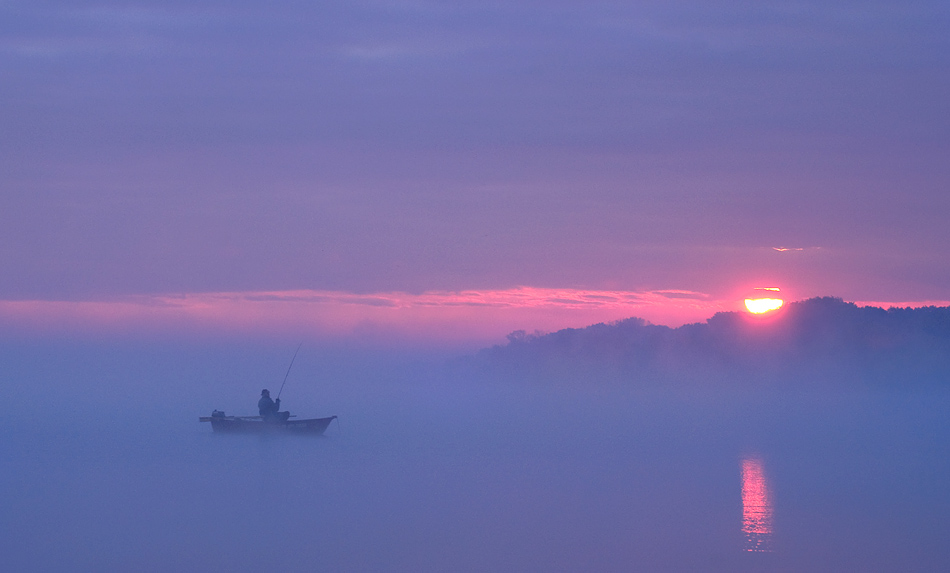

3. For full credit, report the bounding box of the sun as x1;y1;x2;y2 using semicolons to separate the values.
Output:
744;287;784;314
745;298;784;314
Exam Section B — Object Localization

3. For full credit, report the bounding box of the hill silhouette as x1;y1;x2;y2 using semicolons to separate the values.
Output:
466;297;950;387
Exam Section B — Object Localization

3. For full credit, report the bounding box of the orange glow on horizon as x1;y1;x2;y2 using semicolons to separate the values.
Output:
744;298;784;314
0;287;728;344
3;289;947;345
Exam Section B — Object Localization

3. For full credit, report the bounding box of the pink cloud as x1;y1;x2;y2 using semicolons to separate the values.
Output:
0;287;728;345
852;300;950;311
4;288;944;347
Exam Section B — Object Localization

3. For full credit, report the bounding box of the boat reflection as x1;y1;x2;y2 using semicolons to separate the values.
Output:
741;456;773;552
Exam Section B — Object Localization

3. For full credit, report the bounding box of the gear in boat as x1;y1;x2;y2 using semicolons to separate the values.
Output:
200;388;336;435
199;410;337;434
199;347;336;434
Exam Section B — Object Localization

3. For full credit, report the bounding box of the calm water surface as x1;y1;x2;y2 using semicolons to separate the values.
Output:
1;344;949;571
741;456;773;553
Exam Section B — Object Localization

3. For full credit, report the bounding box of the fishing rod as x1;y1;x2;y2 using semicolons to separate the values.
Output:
276;343;302;400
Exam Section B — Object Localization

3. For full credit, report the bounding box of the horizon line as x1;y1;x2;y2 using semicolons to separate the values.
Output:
1;288;947;346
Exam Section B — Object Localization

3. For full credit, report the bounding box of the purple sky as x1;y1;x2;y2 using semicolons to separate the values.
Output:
2;1;949;341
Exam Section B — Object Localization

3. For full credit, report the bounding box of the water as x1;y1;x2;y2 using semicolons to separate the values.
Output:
741;456;773;553
2;341;950;571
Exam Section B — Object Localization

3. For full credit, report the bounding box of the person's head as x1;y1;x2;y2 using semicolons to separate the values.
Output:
261;389;270;397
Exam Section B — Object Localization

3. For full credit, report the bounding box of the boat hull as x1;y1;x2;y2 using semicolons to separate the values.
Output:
208;416;337;435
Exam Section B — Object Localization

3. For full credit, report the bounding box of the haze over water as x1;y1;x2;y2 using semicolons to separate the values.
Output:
3;1;950;570
3;338;949;572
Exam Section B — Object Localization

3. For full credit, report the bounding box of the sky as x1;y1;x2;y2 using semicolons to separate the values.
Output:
2;0;949;346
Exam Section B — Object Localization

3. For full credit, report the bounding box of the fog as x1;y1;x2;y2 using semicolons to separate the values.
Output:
2;336;949;572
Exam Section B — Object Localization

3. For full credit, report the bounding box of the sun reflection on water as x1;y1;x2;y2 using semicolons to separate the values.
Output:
741;456;773;552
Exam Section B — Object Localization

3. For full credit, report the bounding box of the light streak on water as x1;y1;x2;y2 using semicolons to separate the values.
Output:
741;456;773;552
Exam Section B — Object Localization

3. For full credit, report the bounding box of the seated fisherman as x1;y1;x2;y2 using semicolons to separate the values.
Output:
258;389;290;422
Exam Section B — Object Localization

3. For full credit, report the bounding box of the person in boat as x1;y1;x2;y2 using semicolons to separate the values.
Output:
258;389;290;422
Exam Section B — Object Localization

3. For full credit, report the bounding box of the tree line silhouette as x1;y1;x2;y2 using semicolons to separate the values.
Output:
467;297;950;387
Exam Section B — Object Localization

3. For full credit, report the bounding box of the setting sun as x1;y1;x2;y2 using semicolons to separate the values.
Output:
745;298;784;314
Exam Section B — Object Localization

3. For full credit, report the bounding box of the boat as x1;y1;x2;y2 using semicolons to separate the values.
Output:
199;411;337;435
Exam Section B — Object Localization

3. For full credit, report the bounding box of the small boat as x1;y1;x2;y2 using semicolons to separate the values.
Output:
199;411;337;435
